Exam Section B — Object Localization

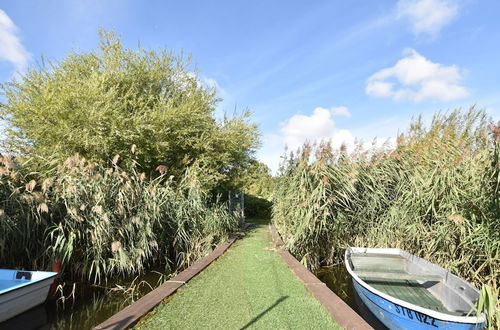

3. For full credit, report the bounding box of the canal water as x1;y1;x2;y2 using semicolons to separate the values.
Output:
0;269;168;330
315;265;388;329
4;264;388;329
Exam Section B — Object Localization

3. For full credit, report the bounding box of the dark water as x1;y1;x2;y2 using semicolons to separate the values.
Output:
315;265;388;329
0;269;168;330
3;264;389;329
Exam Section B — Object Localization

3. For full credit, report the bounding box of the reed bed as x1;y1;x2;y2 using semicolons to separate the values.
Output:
0;154;238;284
273;108;499;289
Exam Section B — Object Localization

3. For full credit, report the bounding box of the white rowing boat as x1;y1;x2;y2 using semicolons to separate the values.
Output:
0;268;57;322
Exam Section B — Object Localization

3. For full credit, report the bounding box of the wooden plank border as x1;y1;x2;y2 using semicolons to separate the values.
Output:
269;224;373;330
94;231;244;330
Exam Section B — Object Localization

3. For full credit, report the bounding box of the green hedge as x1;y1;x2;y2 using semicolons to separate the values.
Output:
244;194;272;219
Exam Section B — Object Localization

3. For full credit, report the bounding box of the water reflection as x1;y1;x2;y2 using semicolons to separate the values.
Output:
0;304;49;330
315;265;388;329
2;265;387;329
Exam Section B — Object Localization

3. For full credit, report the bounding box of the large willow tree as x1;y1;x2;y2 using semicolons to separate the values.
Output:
0;30;259;188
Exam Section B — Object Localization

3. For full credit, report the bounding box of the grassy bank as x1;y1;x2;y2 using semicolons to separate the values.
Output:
136;219;340;329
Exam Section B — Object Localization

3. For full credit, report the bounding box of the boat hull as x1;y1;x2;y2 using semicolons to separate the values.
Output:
351;270;485;329
345;247;487;329
0;274;56;323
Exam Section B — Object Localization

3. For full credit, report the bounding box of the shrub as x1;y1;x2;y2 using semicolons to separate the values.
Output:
244;194;272;219
0;30;259;188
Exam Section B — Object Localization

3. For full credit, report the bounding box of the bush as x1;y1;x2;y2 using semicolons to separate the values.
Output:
0;29;256;285
244;194;272;219
0;30;259;188
237;160;275;200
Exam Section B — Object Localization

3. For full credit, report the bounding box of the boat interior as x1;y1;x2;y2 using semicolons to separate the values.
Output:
349;252;477;317
0;269;56;294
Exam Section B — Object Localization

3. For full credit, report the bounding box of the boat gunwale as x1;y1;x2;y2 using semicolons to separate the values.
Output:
0;270;58;296
345;247;486;325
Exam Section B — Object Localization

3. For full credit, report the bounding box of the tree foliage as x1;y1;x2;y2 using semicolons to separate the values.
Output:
0;30;259;188
238;160;275;200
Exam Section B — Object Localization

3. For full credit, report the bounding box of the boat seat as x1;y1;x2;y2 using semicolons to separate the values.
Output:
366;278;464;315
351;254;406;273
15;271;32;280
356;271;442;282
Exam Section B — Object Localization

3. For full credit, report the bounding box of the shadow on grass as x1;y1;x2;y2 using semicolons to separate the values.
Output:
245;218;270;225
241;218;270;235
239;296;289;330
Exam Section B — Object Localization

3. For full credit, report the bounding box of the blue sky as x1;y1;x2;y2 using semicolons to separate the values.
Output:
1;0;499;172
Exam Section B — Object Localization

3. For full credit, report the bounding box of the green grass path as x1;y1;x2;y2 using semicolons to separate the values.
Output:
136;219;340;329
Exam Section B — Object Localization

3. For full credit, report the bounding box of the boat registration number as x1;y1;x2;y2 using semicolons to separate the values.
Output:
394;303;438;327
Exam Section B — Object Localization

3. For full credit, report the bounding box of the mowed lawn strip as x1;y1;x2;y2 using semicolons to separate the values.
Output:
136;219;341;330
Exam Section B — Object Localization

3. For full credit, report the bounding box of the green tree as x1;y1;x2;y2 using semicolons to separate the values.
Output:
0;30;259;188
239;160;275;200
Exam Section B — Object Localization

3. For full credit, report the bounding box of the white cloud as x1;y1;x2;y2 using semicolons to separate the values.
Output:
397;0;458;36
366;49;468;102
0;9;30;71
257;108;399;174
280;107;355;152
365;81;394;98
256;107;356;173
331;106;352;118
201;75;222;92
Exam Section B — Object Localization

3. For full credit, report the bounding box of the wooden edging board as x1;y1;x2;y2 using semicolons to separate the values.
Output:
94;227;247;330
269;224;373;330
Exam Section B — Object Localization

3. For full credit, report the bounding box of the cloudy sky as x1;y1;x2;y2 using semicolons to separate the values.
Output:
1;0;499;172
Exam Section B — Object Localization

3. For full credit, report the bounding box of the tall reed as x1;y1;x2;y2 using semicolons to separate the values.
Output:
273;108;499;289
0;154;237;284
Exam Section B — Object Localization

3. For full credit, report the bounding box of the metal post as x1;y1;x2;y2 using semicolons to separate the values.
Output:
228;190;233;214
240;192;245;228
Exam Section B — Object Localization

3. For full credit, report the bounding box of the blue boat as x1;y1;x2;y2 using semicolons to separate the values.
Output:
0;268;58;322
345;248;487;329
